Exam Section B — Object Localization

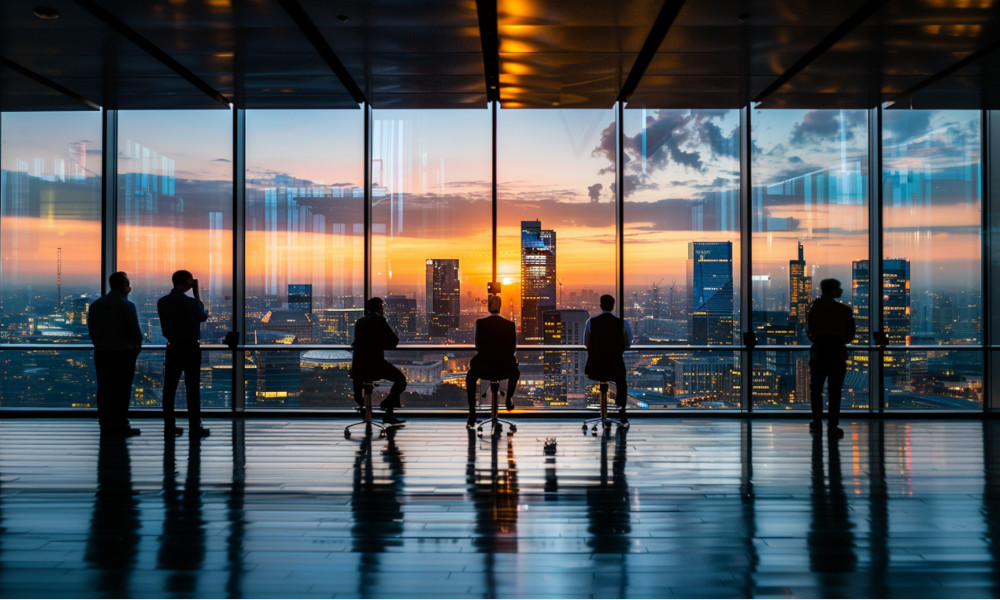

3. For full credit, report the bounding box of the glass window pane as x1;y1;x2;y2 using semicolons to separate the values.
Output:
751;109;869;409
117;110;233;409
498;108;617;409
623;108;740;345
629;350;741;409
884;349;982;409
0;349;96;408
882;110;982;347
245;109;364;346
750;349;869;411
371;109;491;344
1;112;102;344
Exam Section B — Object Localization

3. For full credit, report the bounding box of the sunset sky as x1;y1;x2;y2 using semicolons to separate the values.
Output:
0;108;983;315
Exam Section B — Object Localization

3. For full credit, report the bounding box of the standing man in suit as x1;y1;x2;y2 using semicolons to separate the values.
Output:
465;295;520;428
88;271;143;437
157;269;210;438
351;297;407;425
584;295;633;424
806;278;856;438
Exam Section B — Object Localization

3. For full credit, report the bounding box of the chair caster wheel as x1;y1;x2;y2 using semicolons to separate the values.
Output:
344;429;351;439
591;427;598;436
379;430;387;438
582;424;588;431
509;425;517;434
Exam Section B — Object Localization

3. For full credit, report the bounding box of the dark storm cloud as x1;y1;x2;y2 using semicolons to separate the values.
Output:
591;110;739;198
790;111;855;146
588;183;603;202
789;156;804;164
882;111;932;145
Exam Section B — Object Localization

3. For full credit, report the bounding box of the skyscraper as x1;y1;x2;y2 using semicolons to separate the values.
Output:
788;242;812;339
851;258;910;345
288;284;313;313
521;220;556;342
425;259;460;338
542;309;589;406
687;241;734;345
852;259;870;342
384;294;417;338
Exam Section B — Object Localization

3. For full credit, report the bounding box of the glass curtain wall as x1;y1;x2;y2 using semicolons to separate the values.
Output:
0;111;102;407
116;110;233;409
622;108;741;409
371;109;492;408
882;110;983;409
244;109;364;408
0;106;993;412
751;109;870;411
498;108;618;409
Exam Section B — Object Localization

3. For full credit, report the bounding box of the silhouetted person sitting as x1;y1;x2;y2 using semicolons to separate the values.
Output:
157;270;210;438
806;278;856;438
351;297;407;425
465;295;520;428
584;294;632;424
87;271;142;437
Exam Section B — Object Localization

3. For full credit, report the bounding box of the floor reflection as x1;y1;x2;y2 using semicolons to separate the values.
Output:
158;434;206;596
226;420;246;599
351;428;404;598
468;430;519;597
84;434;139;597
808;431;857;595
586;429;630;596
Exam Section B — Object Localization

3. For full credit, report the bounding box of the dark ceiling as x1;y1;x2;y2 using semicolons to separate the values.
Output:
1;0;999;111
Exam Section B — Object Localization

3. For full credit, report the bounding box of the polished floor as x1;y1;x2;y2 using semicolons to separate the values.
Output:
1;417;999;598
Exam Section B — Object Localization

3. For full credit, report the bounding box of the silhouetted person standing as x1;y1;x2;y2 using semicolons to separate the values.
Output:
157;270;210;438
88;271;142;437
466;295;520;427
351;297;407;425
584;295;632;424
807;278;856;438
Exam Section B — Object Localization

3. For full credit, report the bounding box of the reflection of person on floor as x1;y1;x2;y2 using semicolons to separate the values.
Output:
351;429;404;597
84;434;139;596
88;271;143;437
584;295;633;424
466;295;520;428
808;433;857;594
351;297;407;425
806;278;856;438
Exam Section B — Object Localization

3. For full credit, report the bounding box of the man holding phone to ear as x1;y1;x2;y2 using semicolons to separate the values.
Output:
157;269;210;438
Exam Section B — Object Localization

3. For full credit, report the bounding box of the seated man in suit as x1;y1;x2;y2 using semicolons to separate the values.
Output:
351;297;407;425
465;295;520;428
584;294;633;424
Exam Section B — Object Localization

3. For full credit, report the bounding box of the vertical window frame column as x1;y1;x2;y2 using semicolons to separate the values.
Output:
869;105;885;413
740;105;754;413
101;108;117;295
364;102;373;303
232;106;246;412
616;101;625;319
986;110;998;411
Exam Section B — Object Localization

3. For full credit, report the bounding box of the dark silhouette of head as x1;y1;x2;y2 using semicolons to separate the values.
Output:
820;278;842;298
488;295;502;315
108;271;130;294
365;297;384;315
600;295;615;311
171;270;193;289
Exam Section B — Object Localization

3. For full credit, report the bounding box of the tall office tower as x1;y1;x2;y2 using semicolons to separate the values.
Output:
687;241;734;345
788;242;812;339
542;309;589;406
882;259;911;345
520;220;557;342
852;260;870;341
384;294;417;338
425;259;460;338
288;284;313;313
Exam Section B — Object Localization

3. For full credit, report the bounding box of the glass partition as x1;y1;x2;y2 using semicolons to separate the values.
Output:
370;109;492;344
623;108;741;346
245;110;364;346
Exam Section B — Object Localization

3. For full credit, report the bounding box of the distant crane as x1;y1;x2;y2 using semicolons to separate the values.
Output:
557;278;563;306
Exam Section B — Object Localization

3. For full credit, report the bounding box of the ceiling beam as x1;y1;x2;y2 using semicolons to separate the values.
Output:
889;36;1000;108
618;0;686;104
753;0;890;105
477;0;500;103
0;55;100;110
276;0;366;105
72;0;231;108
